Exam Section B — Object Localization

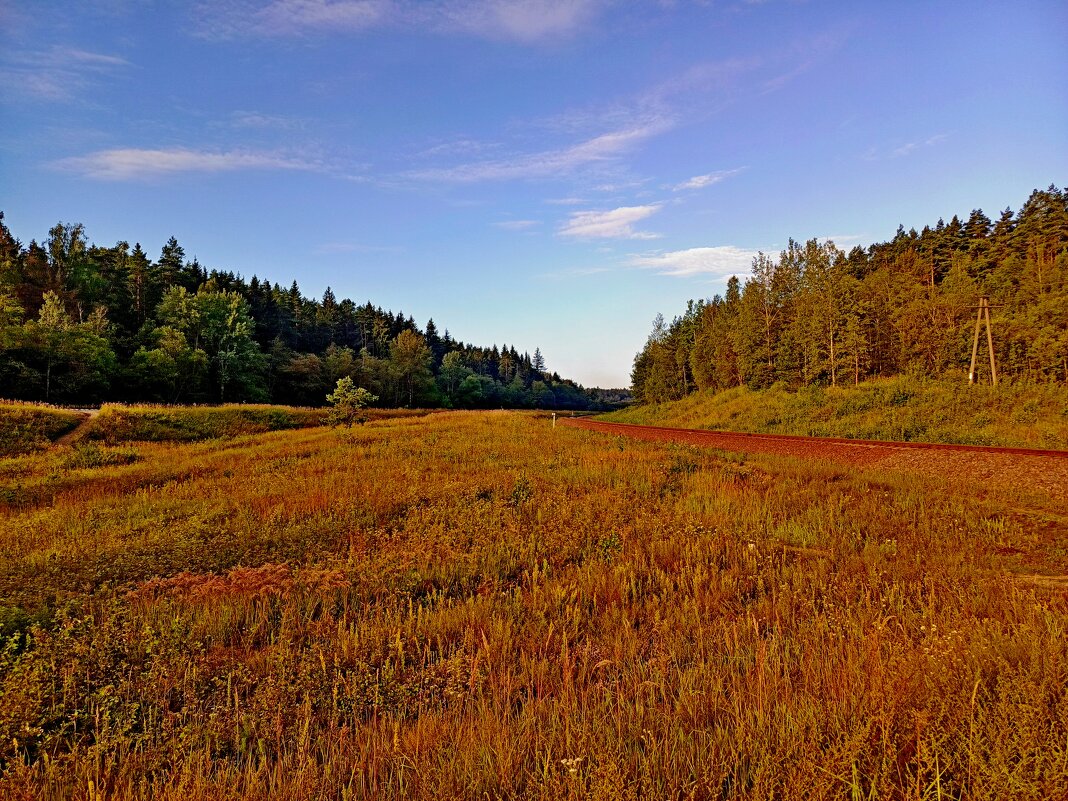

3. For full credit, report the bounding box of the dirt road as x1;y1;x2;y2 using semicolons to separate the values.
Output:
561;418;1068;502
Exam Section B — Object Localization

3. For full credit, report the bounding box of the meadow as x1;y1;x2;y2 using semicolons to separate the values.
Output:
0;402;85;457
0;402;432;456
602;376;1068;450
0;410;1066;799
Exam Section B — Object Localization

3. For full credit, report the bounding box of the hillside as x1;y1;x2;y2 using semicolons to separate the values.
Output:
601;376;1068;450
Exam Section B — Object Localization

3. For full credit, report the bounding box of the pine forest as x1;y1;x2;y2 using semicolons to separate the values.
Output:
630;185;1068;403
0;214;619;410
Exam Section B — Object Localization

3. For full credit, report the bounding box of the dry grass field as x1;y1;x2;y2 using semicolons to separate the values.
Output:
0;402;85;457
1;410;1066;799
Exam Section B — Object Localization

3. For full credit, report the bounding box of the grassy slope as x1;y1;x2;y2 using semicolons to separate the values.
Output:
1;411;1065;799
81;404;327;443
0;402;85;456
601;376;1068;449
77;404;430;444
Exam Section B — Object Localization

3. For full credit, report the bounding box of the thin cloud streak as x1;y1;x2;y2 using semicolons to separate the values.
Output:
410;119;671;183
194;0;604;42
673;168;744;191
560;205;661;240
405;43;828;190
892;133;948;158
864;133;949;161
629;245;760;277
0;45;129;101
229;110;306;130
437;0;604;43
818;233;867;246
54;147;324;180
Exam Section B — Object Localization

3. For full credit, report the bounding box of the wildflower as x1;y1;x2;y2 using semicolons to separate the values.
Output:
561;756;584;777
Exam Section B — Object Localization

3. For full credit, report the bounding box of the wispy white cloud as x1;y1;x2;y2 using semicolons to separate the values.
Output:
194;0;603;41
193;0;387;38
864;133;949;161
62;48;129;67
438;0;604;42
629;245;759;277
410;119;671;182
229;110;305;130
591;178;652;194
417;138;501;158
818;233;867;247
494;219;541;231
891;133;948;158
672;167;744;191
560;205;662;240
545;196;587;206
645;56;764;108
404;38;833;191
54;147;324;180
0;45;130;101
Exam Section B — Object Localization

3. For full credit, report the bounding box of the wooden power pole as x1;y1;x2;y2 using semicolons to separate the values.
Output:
968;296;997;386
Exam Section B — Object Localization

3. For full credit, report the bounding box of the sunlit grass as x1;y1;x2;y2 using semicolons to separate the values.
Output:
601;375;1068;449
0;401;84;456
0;410;1065;799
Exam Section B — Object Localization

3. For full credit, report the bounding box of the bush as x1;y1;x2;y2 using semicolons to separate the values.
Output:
325;378;378;427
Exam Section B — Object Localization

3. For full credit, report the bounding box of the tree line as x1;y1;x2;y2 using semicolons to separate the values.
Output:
0;215;614;409
632;185;1068;403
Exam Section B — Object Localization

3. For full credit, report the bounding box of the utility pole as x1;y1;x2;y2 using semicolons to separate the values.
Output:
968;296;997;386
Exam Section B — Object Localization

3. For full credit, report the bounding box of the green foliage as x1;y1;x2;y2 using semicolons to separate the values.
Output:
0;215;609;410
388;330;433;407
0;291;117;402
631;186;1068;402
325;377;378;426
131;285;264;403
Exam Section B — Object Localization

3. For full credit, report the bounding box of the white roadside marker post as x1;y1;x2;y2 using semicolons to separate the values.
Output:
552;412;556;430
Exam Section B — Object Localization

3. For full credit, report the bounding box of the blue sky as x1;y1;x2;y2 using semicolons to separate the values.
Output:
1;1;1065;388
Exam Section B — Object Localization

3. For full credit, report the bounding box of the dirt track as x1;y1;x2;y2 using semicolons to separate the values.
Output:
562;418;1068;502
54;409;99;446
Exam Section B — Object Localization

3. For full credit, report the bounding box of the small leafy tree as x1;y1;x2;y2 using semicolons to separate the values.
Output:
326;376;378;426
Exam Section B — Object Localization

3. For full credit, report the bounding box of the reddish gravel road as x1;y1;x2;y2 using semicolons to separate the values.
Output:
562;418;1068;501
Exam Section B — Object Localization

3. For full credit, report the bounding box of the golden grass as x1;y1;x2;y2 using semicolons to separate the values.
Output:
0;411;1066;799
0;402;85;456
75;403;432;444
602;376;1068;450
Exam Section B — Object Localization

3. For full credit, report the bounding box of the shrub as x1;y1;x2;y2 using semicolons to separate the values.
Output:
325;378;378;427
